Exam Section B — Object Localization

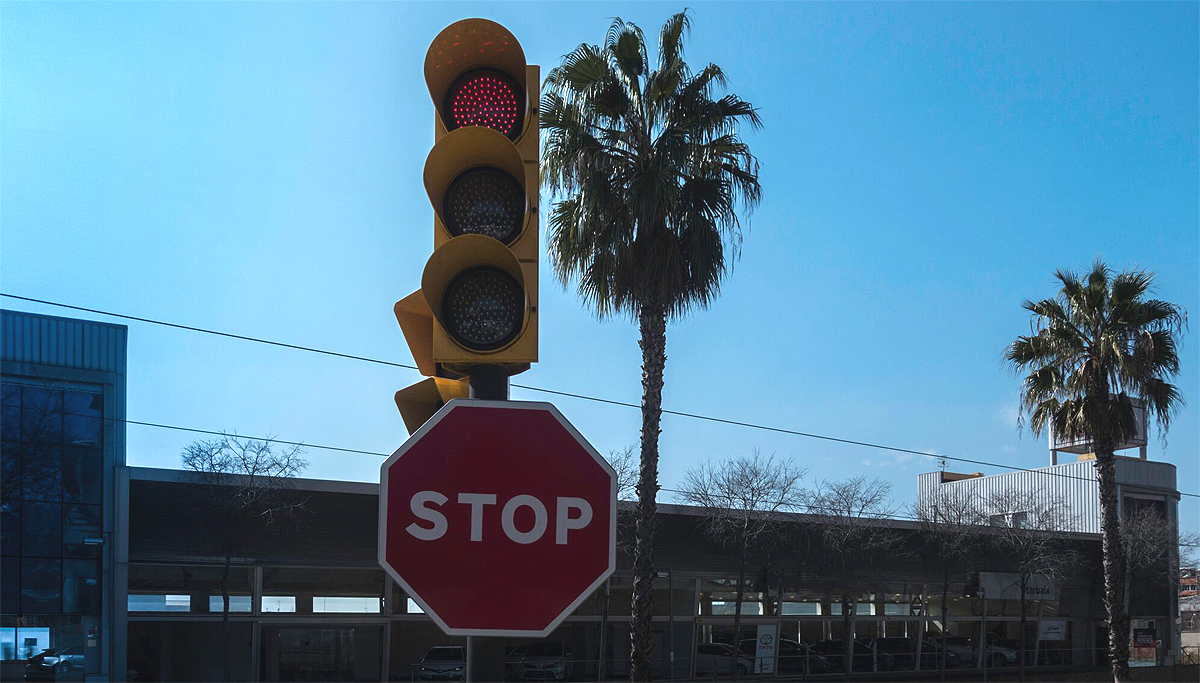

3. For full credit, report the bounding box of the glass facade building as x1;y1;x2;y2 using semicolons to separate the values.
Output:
1;310;127;682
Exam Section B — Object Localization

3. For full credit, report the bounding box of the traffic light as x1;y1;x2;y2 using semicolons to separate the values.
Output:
393;18;539;433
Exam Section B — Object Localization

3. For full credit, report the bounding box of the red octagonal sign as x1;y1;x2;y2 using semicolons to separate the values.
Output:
378;399;616;636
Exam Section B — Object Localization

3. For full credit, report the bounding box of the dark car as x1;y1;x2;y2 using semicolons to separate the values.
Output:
736;638;831;675
871;637;918;670
810;639;876;673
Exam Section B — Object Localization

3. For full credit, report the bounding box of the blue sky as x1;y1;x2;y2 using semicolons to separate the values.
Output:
2;2;1196;535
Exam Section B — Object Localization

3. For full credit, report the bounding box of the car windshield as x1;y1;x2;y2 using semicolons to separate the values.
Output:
524;643;563;657
425;647;463;661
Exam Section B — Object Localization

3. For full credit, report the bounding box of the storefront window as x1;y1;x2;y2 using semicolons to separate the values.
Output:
128;563;251;614
262;567;384;615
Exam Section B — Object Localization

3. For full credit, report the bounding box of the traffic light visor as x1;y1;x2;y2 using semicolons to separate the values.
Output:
425;19;529;140
424;126;529;245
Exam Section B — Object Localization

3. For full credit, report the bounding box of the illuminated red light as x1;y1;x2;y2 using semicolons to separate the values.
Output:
444;69;523;139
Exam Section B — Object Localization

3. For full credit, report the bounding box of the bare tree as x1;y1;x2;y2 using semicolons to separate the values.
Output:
913;487;987;679
984;488;1078;681
804;477;903;680
678;451;806;679
181;435;308;682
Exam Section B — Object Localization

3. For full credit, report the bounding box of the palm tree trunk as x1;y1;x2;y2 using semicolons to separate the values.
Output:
630;304;667;683
1096;448;1131;682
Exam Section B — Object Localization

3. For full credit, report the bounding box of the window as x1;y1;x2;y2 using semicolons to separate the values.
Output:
1;381;105;618
128;594;191;612
313;597;381;613
261;596;296;613
208;596;253;613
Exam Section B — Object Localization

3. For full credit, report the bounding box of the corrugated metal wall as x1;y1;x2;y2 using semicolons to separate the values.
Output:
1;309;127;374
917;458;1178;535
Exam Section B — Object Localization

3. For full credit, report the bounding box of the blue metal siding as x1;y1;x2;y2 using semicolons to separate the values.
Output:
1;309;127;375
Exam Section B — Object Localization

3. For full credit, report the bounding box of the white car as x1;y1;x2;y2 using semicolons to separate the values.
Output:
416;646;465;681
517;642;574;681
694;643;753;677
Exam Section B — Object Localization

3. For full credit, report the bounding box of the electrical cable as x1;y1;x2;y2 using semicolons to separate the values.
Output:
3;292;1197;499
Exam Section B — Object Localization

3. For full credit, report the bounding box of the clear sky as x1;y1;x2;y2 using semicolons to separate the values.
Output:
2;2;1196;537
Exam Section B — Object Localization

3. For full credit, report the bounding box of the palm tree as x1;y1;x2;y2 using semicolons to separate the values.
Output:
540;10;761;681
1004;262;1185;683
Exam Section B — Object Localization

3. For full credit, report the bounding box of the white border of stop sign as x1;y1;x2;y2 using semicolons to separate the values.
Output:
377;399;617;637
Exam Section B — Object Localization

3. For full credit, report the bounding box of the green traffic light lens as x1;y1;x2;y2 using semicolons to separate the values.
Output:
443;167;524;244
442;267;524;351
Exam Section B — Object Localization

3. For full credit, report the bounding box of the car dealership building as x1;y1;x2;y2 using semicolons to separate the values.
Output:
1;310;1184;681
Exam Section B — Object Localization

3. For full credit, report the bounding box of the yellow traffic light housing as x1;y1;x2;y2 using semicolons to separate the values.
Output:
394;377;469;435
423;126;536;261
393;18;539;432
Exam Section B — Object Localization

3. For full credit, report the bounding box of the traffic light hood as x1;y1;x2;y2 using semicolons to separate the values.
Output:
423;126;531;247
424;19;530;139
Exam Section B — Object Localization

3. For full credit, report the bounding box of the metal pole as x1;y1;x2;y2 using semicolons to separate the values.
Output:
668;567;675;682
466;365;509;683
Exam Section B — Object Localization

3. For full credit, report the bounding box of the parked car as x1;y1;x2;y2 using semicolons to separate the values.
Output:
504;645;528;681
24;646;86;680
809;638;876;672
940;636;1018;668
920;638;969;669
735;638;831;675
417;646;465;682
695;643;753;677
517;642;574;681
870;637;919;670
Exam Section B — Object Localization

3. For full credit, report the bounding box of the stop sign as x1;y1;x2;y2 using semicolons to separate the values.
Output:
378;399;616;636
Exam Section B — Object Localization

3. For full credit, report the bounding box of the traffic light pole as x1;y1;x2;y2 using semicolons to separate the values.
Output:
466;364;508;682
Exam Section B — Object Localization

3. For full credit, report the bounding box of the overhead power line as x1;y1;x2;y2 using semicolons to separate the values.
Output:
3;292;1197;500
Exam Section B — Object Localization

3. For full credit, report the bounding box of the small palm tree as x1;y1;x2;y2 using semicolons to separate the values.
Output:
541;10;761;681
1004;262;1185;683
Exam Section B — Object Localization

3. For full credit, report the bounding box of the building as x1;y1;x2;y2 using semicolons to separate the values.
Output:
1;309;1185;680
1;310;129;681
917;440;1182;667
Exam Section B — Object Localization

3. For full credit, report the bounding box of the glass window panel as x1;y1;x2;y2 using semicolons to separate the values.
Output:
1;383;19;407
62;504;102;558
406;598;425;614
21;388;62;444
62;448;102;504
128;563;252;594
21;558;61;614
61;392;102;447
208;595;253;613
62;560;100;614
1;500;18;556
20;445;62;502
261;596;296;613
261;567;383;614
127;594;191;612
1;403;19;442
313;597;381;613
1;557;18;614
21;501;60;556
1;442;19;502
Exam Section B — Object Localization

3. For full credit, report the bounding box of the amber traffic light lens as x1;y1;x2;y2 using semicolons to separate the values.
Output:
444;68;524;140
442;167;525;244
442;267;524;351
